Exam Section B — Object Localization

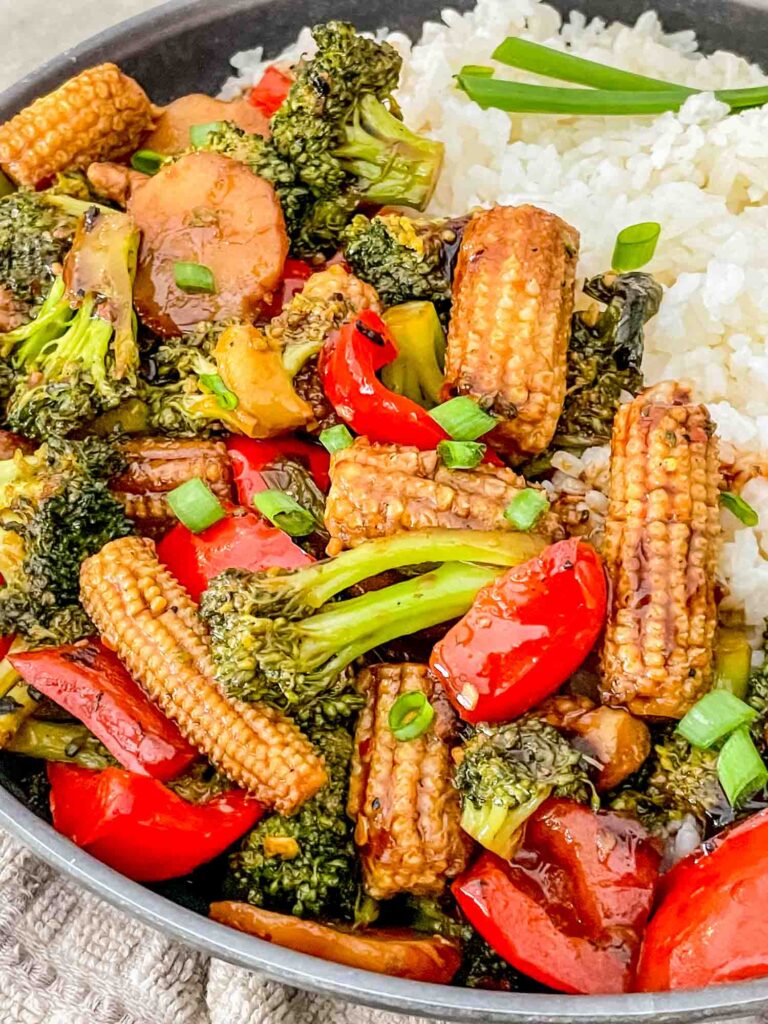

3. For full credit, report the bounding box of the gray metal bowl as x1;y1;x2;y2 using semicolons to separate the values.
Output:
1;1;767;1019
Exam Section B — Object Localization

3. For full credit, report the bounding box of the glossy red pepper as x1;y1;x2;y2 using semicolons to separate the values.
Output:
226;435;330;503
10;642;196;781
637;807;768;991
48;763;263;882
157;509;312;602
261;257;315;320
430;538;607;724
453;798;661;995
319;309;449;449
248;64;293;116
0;633;13;664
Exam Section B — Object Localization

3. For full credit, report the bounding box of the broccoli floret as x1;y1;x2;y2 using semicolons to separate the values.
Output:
0;436;133;644
553;272;663;451
642;728;730;828
455;718;596;860
0;192;83;322
199;23;443;256
343;213;459;313
380;300;446;410
226;725;360;920
1;205;140;440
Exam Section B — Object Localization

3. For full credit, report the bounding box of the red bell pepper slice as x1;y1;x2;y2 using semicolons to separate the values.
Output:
637;807;768;991
319;310;449;449
10;642;196;781
453;798;661;995
0;633;13;664
157;509;312;603
248;64;293;117
226;435;330;502
430;538;607;724
49;763;263;882
261;257;315;320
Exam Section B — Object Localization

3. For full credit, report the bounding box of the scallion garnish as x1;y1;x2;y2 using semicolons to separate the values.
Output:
167;478;226;533
429;396;497;440
718;727;768;807
198;373;238;411
437;440;486;469
492;37;690;94
457;71;768;117
720;491;759;527
320;424;354;453
612;222;661;272
252;489;315;537
504;488;549;531
460;64;495;78
189;121;226;148
130;149;168;175
677;689;757;749
388;691;435;742
173;261;216;294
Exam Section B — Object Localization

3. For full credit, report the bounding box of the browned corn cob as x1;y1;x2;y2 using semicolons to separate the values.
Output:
80;536;326;812
110;439;233;536
348;663;471;900
0;64;155;187
600;382;722;719
324;437;561;553
443;205;579;461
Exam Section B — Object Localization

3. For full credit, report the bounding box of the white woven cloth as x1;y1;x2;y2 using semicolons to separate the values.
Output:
0;829;443;1024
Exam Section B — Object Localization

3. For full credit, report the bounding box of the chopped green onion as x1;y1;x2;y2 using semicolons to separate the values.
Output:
189;121;226;148
677;690;757;749
457;74;768;116
504;488;549;531
167;478;226;533
198;373;238;411
319;424;354;453
173;261;216;294
460;64;495;78
714;628;754;700
388;691;435;742
612;222;661;272
252;489;315;537
492;37;691;94
130;149;168;175
720;491;759;527
437;440;486;469
718;727;768;807
430;396;497;440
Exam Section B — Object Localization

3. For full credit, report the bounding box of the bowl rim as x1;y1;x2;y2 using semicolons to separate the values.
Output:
1;0;768;1019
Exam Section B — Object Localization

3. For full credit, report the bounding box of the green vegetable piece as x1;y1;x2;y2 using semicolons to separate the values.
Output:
382;301;446;409
167;478;226;533
252;489;316;537
715;628;754;700
718;726;768;807
720;490;759;527
198;372;238;411
677;689;757;749
130;149;168;175
612;222;661;272
320;424;354;453
388;691;435;741
459;65;495;78
189;121;226;148
429;396;497;440
504;488;549;531
0;170;14;198
173;261;216;294
437;440;486;469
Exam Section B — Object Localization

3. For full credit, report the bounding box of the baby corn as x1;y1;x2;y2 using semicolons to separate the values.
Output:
348;663;470;900
443;204;579;460
324;437;561;553
0;64;155;187
80;536;326;812
600;382;722;719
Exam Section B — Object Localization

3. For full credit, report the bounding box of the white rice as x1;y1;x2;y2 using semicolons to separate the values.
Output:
221;0;768;636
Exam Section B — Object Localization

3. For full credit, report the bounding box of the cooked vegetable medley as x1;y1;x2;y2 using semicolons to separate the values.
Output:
3;15;768;999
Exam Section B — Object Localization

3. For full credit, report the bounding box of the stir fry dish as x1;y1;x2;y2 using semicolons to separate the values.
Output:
3;14;768;999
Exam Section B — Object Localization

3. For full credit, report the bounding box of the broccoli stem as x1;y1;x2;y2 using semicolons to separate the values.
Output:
382;301;446;409
255;528;544;617
461;791;550;860
6;718;113;770
0;276;72;356
298;561;500;676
